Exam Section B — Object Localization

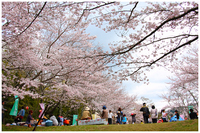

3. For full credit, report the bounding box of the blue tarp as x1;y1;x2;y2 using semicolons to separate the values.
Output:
170;115;184;122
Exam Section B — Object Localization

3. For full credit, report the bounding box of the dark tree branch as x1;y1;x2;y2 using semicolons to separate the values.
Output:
75;1;116;26
18;2;47;36
75;6;198;60
112;6;198;55
33;104;49;131
129;36;198;76
126;2;139;24
47;1;116;55
31;70;43;80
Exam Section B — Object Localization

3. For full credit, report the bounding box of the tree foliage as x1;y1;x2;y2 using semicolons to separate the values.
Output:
2;1;198;120
161;46;198;113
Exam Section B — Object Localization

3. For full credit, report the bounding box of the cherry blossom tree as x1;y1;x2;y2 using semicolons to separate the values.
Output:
2;2;101;99
161;46;198;116
2;2;140;114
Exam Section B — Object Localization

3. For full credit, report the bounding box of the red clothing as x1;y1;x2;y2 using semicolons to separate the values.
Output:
64;119;70;124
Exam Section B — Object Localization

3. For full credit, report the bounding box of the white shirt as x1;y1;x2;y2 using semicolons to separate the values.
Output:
162;112;167;118
151;109;158;118
108;112;113;118
50;115;58;126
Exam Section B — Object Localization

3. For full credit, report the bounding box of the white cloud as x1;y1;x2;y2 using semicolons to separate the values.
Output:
124;66;174;111
146;67;172;83
132;82;169;97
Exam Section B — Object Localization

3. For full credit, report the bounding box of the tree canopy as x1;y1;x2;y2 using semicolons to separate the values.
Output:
2;1;198;120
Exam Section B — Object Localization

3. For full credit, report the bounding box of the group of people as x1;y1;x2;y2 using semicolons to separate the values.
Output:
21;110;71;127
81;106;113;124
140;103;198;124
2;104;70;127
80;106;136;125
25;111;71;127
2;101;198;126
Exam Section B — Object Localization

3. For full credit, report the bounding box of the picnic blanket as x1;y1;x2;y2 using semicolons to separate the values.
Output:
78;119;108;126
170;115;184;122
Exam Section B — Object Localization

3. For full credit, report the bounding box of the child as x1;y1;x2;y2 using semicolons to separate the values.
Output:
108;110;113;124
126;118;129;124
57;116;64;126
26;110;34;127
122;114;127;124
64;118;70;126
161;109;168;122
141;120;144;124
157;119;163;123
131;113;136;124
113;113;117;124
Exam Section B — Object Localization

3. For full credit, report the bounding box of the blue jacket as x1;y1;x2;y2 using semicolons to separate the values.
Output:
122;117;127;123
18;109;25;116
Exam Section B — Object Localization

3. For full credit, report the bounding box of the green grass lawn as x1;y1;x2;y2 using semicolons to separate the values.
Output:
2;119;198;131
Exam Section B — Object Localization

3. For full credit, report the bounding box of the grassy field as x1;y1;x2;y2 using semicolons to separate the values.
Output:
2;119;198;131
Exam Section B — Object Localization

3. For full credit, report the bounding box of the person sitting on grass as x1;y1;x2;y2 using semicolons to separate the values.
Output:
189;109;198;120
161;109;168;122
50;114;58;126
26;110;34;127
81;107;91;120
14;106;25;124
42;116;48;122
122;114;127;124
64;118;70;126
95;112;101;119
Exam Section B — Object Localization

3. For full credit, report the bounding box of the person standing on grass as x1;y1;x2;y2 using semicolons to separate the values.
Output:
174;110;179;121
151;105;158;123
140;103;150;123
108;110;113;124
189;109;198;120
131;113;136;124
116;107;123;125
101;105;108;122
